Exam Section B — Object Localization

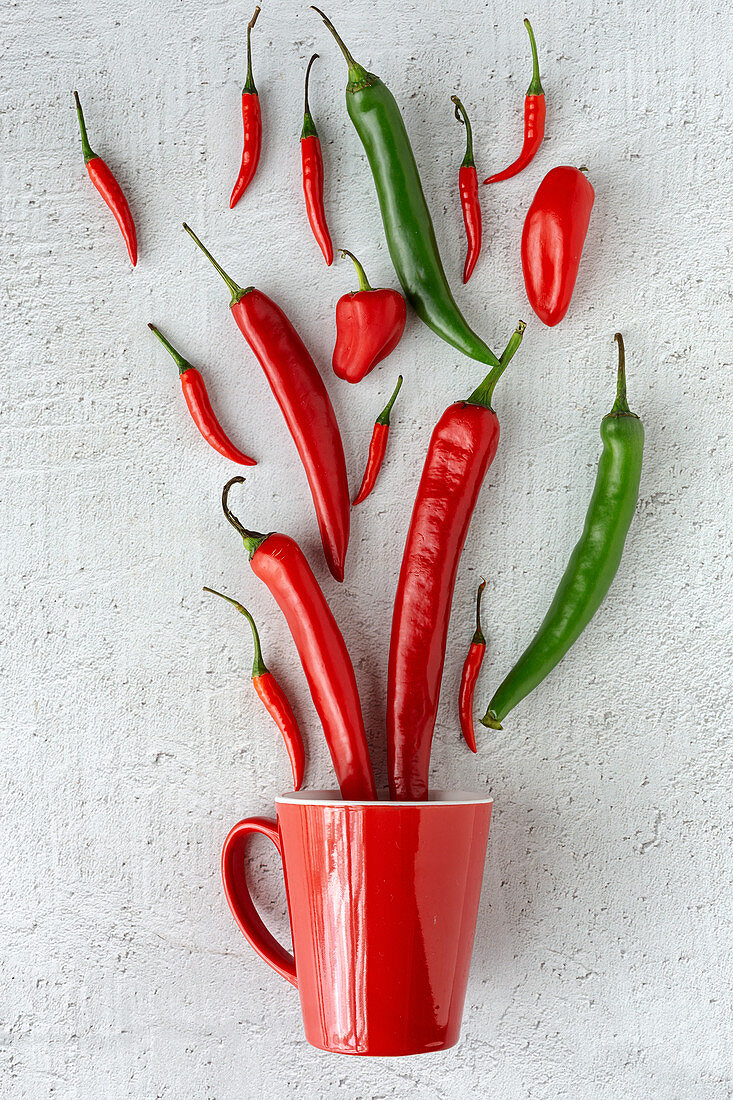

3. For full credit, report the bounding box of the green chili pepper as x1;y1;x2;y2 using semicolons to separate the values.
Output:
481;334;644;729
312;7;501;368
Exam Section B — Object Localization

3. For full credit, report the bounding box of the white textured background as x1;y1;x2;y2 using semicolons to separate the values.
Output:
2;0;732;1095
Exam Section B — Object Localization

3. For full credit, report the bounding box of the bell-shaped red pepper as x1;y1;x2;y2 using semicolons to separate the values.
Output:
332;250;406;383
521;165;595;327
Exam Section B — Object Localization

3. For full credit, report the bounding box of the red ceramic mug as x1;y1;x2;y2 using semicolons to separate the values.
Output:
221;790;492;1056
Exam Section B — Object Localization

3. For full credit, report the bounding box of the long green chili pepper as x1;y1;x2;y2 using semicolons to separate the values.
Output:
312;7;501;368
481;334;644;729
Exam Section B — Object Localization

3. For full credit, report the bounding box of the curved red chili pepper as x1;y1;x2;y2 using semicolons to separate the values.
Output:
204;587;305;790
73;92;137;266
333;250;407;382
521;166;595;326
184;224;350;582
387;322;525;800
484;19;545;185
451;96;482;284
353;375;402;506
148;324;256;465
300;54;333;265
221;478;376;800
458;580;487;753
230;5;262;209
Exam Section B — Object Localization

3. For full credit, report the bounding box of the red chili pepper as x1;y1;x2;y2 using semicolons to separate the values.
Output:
230;5;262;209
300;54;333;265
184;224;350;582
204;587;305;790
458;580;487;753
387;322;525;801
353;375;402;506
221;477;376;800
73;92;137;266
483;19;545;186
148;324;256;466
450;96;482;285
521;165;595;327
333;250;407;382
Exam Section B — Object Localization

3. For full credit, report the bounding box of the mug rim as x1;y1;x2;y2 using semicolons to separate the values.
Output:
276;789;493;808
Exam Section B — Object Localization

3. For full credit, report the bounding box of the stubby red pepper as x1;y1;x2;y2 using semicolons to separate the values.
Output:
484;19;545;186
353;375;402;506
73;92;137;266
451;96;482;284
521;165;595;327
332;250;406;383
458;580;487;753
230;5;262;209
300;54;333;265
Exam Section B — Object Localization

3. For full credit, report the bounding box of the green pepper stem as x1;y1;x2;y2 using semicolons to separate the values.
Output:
148;323;192;376
243;5;261;94
610;333;632;415
467;321;527;409
340;249;372;292
524;19;543;97
203;586;268;678
183;223;250;305
301;54;319;139
73;91;97;164
473;579;487;645
221;476;268;556
451;96;475;169
311;7;376;91
376;375;403;426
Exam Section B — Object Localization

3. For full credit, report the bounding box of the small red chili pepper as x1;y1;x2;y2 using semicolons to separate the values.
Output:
73;92;137;266
458;580;487;753
300;54;333;265
353;375;402;506
184;223;351;582
230;5;262;209
451;96;482;284
483;19;545;186
204;587;305;790
332;250;407;382
147;324;256;466
521;165;595;326
221;477;376;800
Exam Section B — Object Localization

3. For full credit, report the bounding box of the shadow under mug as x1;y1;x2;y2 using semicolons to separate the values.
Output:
221;790;492;1057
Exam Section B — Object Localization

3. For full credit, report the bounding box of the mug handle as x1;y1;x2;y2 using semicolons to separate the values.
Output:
221;816;298;988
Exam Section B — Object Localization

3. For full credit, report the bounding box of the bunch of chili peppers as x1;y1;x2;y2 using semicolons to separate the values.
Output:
73;8;643;804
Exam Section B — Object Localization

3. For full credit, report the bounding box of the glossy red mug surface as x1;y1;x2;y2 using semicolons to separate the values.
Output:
221;790;492;1056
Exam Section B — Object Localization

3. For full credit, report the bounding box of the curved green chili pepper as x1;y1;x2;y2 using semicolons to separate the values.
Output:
312;7;500;368
481;334;644;729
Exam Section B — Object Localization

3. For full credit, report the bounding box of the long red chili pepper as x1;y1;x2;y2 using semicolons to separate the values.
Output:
353;375;402;506
333;250;406;382
451;96;482;284
221;477;376;800
458;580;486;753
483;19;545;185
204;587;305;790
229;5;262;209
73;92;137;266
300;54;333;265
148;324;256;466
387;322;525;801
521;166;595;326
183;223;350;582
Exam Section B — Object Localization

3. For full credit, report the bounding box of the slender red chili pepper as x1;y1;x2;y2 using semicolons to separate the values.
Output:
148;324;256;466
458;580;487;753
230;5;262;209
333;250;407;382
184;223;350;582
221;477;376;800
521;165;595;326
387;322;525;801
73;92;137;266
483;19;545;185
300;54;333;265
353;375;402;506
450;96;482;284
204;587;305;790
